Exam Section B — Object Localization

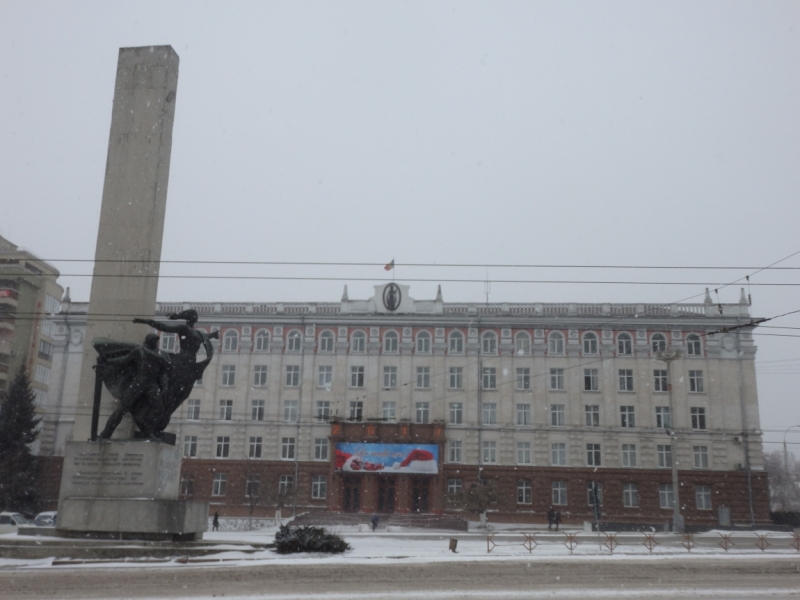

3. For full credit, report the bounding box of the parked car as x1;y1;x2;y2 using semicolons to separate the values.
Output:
0;512;28;534
33;511;57;527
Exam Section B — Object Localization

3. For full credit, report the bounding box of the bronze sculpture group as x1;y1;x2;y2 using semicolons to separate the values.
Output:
93;309;218;440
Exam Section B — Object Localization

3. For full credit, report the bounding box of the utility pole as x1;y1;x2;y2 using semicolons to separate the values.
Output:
655;348;683;533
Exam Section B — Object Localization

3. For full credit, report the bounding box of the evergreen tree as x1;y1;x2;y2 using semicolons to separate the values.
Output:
0;366;41;514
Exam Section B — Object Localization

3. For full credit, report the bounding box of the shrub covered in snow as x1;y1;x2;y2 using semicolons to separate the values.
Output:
274;525;350;554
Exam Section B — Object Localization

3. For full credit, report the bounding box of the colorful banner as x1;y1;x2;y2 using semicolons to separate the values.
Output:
335;443;439;475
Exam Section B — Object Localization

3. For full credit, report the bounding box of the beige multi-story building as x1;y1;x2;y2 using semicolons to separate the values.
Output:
0;236;64;452
42;283;769;527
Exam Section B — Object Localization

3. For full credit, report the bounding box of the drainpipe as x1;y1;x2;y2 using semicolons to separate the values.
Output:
735;316;756;525
294;316;306;519
53;289;72;455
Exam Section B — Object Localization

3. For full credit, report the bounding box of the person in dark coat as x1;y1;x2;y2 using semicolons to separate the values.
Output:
554;511;562;531
370;514;380;531
547;507;556;530
212;511;220;531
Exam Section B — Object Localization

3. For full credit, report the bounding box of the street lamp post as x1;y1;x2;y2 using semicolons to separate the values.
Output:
655;348;684;533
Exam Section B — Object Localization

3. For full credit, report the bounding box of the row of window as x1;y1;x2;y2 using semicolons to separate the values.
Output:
449;440;711;469
190;396;708;430
196;473;327;500
185;435;330;462
448;479;713;510
195;329;704;357
212;364;707;395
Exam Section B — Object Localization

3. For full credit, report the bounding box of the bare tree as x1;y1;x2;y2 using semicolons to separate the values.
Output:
764;450;800;512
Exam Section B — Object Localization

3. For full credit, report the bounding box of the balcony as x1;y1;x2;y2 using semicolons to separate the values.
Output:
0;287;18;309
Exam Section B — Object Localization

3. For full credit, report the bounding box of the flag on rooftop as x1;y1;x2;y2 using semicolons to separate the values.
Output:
384;259;394;271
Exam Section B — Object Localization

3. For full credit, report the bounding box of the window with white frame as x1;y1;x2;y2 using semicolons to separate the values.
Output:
416;366;430;388
449;402;463;425
585;405;600;427
316;400;331;421
548;332;564;355
482;441;497;463
223;330;238;352
45;294;61;315
583;332;598;355
283;400;298;422
517;441;531;464
449;367;463;389
160;333;177;352
312;475;327;499
515;332;531;355
180;475;194;497
219;399;233;421
550;404;565;426
350;366;365;388
183;435;197;458
383;366;397;389
587;481;603;507
623;483;639;507
314;438;329;461
245;474;260;498
351;331;366;353
584;368;599;392
516;403;531;426
482;402;497;425
691;407;707;430
38;339;53;360
281;437;296;459
186;399;201;420
482;367;496;390
618;369;634;392
382;401;396;421
448;439;462;463
656;406;671;428
482;332;497;354
550;368;565;391
318;365;333;388
287;330;302;352
253;365;267;387
686;334;702;357
285;365;300;387
551;442;566;466
654;369;668;392
251;399;265;421
34;364;50;385
693;445;709;469
221;365;236;387
621;443;637;467
383;331;399;353
447;478;463;495
449;331;464;354
349;401;363;421
651;333;667;352
617;332;633;356
552;481;568;505
659;483;675;509
255;329;270;351
516;368;530;390
696;485;712;510
279;475;294;495
415;402;430;424
620;405;636;428
517;480;532;504
216;436;230;458
416;331;431;353
657;444;672;468
212;473;226;496
319;330;334;353
249;436;262;458
586;443;601;466
689;370;704;393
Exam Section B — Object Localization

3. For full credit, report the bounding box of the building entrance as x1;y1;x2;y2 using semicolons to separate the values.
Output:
342;476;360;513
377;476;396;513
410;477;430;513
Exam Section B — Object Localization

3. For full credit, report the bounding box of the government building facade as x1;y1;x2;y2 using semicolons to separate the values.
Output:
42;283;769;527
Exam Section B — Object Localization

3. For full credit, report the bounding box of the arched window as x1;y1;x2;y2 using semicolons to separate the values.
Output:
319;330;335;353
287;330;303;353
223;330;238;352
652;333;667;353
482;332;497;354
686;334;702;357
449;331;464;354
515;332;531;355
617;333;633;356
416;331;431;354
583;332;598;355
255;329;270;352
351;330;366;353
548;332;564;355
384;330;399;353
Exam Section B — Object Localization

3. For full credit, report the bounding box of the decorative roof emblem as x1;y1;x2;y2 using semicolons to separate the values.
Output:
383;283;401;312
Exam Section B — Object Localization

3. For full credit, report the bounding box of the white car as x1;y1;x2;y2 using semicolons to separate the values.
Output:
0;512;28;534
33;511;57;527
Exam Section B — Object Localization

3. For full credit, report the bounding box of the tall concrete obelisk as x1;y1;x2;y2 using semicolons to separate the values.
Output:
72;46;179;441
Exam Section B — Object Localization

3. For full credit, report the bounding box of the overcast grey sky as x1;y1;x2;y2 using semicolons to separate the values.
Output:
1;1;798;446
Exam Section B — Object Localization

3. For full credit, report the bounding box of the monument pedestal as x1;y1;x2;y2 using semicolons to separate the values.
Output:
56;440;207;541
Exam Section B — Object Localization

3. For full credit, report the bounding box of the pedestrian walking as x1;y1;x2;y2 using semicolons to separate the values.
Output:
212;511;220;531
370;514;380;531
547;507;555;530
554;511;562;532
